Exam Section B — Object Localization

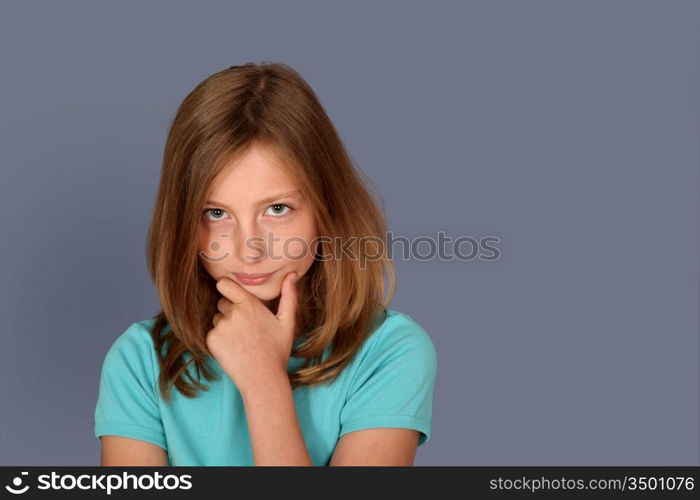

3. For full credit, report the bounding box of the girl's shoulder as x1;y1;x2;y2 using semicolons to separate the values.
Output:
356;308;437;368
371;309;434;344
101;318;165;368
113;317;159;345
97;319;163;396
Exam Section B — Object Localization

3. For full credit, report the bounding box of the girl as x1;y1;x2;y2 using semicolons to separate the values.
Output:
94;62;438;466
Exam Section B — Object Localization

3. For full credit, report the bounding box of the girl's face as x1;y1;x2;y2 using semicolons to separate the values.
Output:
197;145;318;311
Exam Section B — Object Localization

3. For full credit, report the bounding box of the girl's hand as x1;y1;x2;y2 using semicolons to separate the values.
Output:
206;271;299;395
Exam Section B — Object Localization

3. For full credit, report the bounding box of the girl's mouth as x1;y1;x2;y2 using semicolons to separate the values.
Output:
232;270;277;285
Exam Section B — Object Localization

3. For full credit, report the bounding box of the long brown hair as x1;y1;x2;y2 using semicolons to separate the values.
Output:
146;62;396;402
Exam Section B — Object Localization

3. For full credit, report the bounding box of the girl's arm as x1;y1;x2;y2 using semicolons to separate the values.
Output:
240;370;313;466
241;371;420;466
100;436;168;466
329;428;419;465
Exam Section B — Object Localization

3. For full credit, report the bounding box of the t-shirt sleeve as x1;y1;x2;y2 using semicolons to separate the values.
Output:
338;312;438;446
94;321;167;451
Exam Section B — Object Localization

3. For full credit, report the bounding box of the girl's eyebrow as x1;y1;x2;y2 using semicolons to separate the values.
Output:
205;190;302;209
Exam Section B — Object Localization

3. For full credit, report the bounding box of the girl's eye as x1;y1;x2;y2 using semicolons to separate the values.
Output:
202;208;228;221
202;204;293;221
265;204;292;217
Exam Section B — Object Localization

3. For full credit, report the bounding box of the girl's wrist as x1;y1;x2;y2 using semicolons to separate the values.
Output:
238;368;291;401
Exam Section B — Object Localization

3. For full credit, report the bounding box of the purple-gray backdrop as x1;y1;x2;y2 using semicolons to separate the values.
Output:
0;0;698;466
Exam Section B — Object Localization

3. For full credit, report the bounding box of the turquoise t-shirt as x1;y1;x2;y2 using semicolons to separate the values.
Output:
94;309;437;466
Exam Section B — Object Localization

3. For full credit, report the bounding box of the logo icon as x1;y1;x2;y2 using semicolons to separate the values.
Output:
199;234;231;262
5;472;29;494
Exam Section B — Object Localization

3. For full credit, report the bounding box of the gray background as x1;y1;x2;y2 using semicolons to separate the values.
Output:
0;0;697;466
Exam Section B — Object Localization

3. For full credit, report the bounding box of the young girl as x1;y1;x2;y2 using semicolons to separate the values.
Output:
94;62;438;466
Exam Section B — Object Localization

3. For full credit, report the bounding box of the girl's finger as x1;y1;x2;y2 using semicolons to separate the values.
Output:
216;276;254;305
217;297;231;314
212;312;223;327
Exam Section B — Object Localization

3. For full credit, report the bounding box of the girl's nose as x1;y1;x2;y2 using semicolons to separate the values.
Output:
232;221;268;264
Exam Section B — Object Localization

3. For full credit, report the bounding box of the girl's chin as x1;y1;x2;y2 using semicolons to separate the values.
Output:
245;287;281;302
